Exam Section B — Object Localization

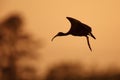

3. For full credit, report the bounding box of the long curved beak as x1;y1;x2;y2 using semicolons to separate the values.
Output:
51;35;58;41
89;32;96;39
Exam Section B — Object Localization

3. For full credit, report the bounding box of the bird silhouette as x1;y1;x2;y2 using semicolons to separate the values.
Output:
51;17;96;51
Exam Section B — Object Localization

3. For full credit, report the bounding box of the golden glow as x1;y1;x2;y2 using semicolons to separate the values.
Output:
0;0;120;74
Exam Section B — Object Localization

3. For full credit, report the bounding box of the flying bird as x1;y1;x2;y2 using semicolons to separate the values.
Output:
51;17;96;51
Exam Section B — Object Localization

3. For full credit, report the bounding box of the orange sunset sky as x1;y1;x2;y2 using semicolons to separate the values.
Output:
0;0;120;75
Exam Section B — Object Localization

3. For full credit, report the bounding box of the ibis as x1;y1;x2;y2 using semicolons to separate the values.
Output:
51;17;96;51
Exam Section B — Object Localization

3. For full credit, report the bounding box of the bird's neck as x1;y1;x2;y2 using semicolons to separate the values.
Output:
63;32;69;36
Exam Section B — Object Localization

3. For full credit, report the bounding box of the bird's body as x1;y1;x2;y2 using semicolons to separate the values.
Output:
51;17;96;51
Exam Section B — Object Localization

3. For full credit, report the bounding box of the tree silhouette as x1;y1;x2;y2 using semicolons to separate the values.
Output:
0;13;40;80
45;62;120;80
45;62;86;80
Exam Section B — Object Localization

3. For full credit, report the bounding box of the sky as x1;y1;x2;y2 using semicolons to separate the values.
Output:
0;0;120;75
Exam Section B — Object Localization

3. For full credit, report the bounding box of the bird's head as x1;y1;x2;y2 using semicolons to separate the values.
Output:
51;32;65;41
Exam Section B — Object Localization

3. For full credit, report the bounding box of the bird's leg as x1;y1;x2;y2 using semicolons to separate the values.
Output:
86;36;92;51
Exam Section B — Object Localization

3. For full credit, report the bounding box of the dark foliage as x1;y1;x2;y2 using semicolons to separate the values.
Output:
0;13;40;80
45;62;120;80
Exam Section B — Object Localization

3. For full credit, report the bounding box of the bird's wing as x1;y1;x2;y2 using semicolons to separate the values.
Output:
66;17;82;27
66;17;84;33
66;17;91;29
86;36;92;51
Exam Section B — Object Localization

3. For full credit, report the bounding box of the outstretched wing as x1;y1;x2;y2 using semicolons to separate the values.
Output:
66;17;82;29
66;17;84;34
66;17;82;24
66;17;91;35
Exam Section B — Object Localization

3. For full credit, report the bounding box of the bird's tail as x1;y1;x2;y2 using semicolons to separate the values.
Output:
89;32;96;39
